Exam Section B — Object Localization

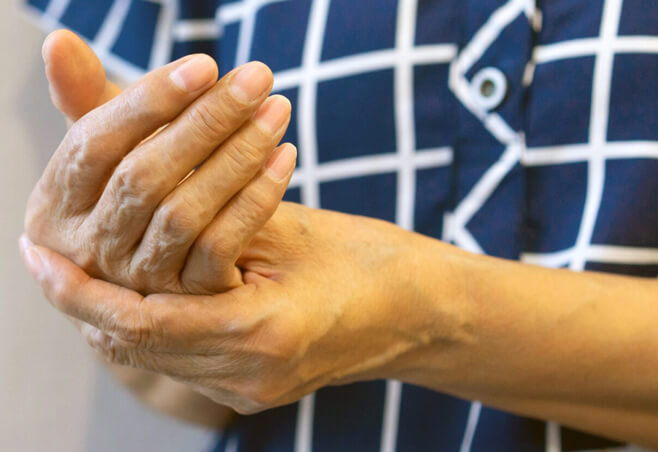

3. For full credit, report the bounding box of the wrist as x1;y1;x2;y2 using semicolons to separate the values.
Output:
381;229;477;386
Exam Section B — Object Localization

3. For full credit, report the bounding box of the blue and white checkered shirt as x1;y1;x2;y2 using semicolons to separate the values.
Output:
25;0;658;451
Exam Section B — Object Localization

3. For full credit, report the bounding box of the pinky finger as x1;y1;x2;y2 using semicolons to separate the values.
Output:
180;143;297;294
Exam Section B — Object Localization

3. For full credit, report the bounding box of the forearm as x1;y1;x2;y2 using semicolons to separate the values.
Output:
107;363;234;429
396;234;658;446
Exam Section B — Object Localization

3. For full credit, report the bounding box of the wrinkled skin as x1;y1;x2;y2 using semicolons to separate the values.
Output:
23;204;431;414
22;30;443;415
26;31;296;295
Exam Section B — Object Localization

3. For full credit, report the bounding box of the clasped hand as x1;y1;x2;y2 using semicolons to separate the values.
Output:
21;31;437;414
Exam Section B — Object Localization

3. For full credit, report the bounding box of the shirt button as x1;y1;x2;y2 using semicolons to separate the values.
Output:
471;67;508;111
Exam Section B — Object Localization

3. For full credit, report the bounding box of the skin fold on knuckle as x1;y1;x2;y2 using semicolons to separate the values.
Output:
47;124;111;212
102;341;143;369
220;140;268;183
77;218;135;282
120;81;174;127
235;187;276;231
67;113;122;170
197;232;241;267
129;250;181;294
187;96;240;144
105;303;156;351
111;156;164;208
152;197;201;244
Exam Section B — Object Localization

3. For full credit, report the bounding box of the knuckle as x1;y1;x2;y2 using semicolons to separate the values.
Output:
199;232;241;262
114;321;147;349
244;183;277;214
85;330;122;365
223;138;269;179
112;308;156;349
123;83;169;125
56;122;110;194
112;159;146;193
219;85;253;115
154;197;198;238
103;345;137;369
232;189;274;230
111;158;162;207
188;101;233;143
67;118;93;149
68;117;111;166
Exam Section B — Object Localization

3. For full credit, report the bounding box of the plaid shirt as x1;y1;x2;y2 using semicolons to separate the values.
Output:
25;0;658;451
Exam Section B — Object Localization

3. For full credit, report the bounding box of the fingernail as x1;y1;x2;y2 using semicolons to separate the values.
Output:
229;62;271;103
169;54;217;92
266;144;297;181
253;96;291;134
23;246;45;281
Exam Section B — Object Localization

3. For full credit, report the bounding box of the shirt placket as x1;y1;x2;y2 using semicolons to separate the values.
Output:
447;0;539;260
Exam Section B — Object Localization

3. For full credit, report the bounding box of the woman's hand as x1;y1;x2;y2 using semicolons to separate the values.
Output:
27;30;296;295
24;30;458;418
19;202;453;415
21;201;658;449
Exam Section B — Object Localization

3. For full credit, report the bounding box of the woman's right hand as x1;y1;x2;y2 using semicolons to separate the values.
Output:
26;30;296;295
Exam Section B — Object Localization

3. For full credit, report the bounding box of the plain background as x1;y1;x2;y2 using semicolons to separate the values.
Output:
0;1;215;451
0;1;654;452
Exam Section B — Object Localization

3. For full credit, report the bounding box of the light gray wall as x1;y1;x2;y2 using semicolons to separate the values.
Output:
0;2;215;451
0;2;655;452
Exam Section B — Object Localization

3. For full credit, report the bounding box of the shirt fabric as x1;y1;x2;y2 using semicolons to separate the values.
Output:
24;0;658;451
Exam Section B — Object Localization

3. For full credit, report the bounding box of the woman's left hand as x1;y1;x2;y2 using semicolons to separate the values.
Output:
19;201;459;414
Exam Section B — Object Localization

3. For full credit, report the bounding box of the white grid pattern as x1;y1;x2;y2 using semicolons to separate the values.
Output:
447;0;532;446
570;0;622;272
25;0;142;82
523;0;658;271
24;0;658;450
149;0;177;71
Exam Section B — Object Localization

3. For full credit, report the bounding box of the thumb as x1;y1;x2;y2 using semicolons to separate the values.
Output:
18;234;140;327
42;29;122;122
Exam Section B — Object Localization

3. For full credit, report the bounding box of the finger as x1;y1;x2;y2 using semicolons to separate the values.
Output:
18;236;157;348
72;312;247;380
18;234;259;354
42;29;122;122
87;62;274;264
38;52;219;210
181;143;297;294
130;96;291;293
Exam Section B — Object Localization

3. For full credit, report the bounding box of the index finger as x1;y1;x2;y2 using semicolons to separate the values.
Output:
19;238;258;353
39;54;219;210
